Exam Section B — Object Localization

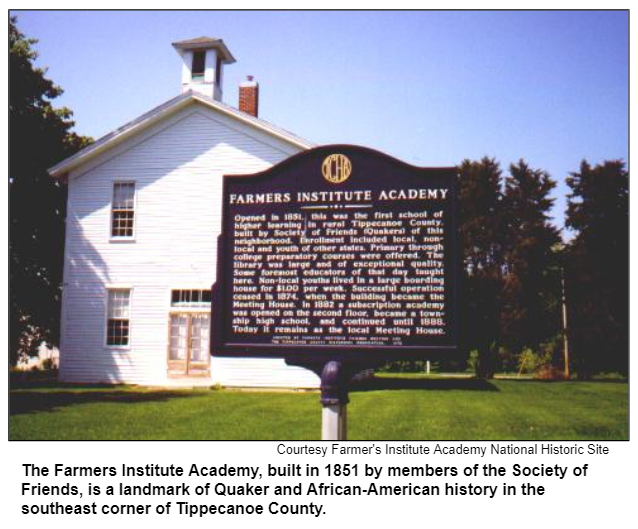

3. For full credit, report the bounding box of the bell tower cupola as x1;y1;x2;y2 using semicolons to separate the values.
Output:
172;37;236;101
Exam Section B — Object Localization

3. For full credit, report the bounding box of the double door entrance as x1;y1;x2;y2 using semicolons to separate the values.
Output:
167;313;210;377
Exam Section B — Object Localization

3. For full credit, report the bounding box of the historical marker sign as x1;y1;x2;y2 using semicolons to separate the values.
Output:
211;145;458;362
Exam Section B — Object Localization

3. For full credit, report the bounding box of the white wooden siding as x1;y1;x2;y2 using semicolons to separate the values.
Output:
60;103;319;387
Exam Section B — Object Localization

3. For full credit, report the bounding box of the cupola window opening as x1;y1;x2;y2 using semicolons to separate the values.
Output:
191;51;206;80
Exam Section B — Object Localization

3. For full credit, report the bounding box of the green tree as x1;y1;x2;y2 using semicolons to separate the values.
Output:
9;17;91;365
457;157;505;378
565;160;628;378
500;160;561;357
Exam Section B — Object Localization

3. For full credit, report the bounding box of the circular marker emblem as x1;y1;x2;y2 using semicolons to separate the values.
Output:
322;154;352;184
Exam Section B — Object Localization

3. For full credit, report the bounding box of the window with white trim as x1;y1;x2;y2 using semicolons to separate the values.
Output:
111;182;135;238
171;289;212;308
106;289;130;346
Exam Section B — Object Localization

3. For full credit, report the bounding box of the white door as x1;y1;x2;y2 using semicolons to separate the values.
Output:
167;313;210;377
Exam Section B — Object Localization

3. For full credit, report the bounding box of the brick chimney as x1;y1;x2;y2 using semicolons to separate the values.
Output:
239;76;259;117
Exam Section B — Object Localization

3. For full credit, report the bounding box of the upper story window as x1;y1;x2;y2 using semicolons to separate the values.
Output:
171;289;212;309
107;289;130;346
192;51;206;80
111;182;135;238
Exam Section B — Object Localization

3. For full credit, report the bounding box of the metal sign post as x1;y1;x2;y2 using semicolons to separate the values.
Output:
322;403;347;440
320;361;349;440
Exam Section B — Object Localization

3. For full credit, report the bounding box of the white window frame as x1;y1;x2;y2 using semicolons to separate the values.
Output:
104;286;133;349
110;181;137;242
168;287;213;314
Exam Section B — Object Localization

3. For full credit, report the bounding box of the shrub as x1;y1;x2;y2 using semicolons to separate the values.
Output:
535;364;565;380
377;360;430;373
467;350;479;373
41;358;57;370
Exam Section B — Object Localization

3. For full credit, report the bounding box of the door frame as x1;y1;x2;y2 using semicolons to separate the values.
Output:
167;311;211;377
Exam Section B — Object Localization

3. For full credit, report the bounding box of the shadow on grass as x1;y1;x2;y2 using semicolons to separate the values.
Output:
10;389;202;416
353;376;499;392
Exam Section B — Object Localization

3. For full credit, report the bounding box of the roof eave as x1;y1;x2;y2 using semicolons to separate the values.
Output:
48;92;314;179
48;93;194;179
188;92;315;151
171;39;236;64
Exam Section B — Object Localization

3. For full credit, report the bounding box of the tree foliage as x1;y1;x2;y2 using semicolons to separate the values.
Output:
500;160;561;354
565;160;628;377
457;158;564;377
457;157;505;377
456;156;628;379
9;17;91;365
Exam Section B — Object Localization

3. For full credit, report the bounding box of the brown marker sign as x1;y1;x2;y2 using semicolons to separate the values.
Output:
211;145;458;363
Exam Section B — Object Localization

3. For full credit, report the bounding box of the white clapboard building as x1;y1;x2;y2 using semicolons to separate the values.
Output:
49;37;320;387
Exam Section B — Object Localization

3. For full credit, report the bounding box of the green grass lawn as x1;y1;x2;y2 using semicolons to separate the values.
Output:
9;377;628;440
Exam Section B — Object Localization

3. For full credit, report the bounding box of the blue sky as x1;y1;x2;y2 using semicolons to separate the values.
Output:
13;10;628;231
